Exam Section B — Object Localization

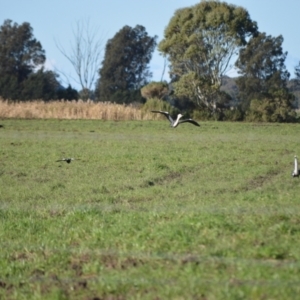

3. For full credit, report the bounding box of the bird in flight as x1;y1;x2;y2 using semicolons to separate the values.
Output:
56;158;76;164
292;155;299;177
151;110;200;128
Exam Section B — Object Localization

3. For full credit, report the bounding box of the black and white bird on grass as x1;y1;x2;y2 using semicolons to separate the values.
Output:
292;155;299;177
56;158;77;164
151;110;200;128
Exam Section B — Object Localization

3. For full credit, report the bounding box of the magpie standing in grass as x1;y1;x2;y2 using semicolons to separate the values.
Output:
56;158;76;164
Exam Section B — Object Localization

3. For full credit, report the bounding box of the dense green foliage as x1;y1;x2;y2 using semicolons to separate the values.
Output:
97;25;157;103
1;119;300;299
158;1;257;112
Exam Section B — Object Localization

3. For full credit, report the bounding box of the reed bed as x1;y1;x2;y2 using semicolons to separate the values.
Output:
0;99;155;120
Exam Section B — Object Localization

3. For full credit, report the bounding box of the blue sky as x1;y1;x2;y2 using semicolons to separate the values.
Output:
2;0;300;90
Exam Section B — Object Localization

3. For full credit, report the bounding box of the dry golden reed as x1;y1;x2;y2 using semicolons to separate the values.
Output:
0;99;155;121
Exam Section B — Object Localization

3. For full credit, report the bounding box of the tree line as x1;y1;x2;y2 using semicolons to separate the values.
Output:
1;1;300;122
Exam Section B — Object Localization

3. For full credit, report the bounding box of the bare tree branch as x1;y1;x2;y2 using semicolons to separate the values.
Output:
55;18;105;100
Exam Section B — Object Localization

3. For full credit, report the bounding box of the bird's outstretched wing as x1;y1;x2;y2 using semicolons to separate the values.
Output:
179;119;200;127
151;110;174;124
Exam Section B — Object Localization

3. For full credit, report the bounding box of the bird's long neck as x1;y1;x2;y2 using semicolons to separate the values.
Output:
173;114;182;127
295;156;298;174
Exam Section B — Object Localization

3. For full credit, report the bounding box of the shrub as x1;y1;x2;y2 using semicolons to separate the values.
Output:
192;109;223;121
141;81;169;100
142;98;178;116
192;109;210;121
223;108;244;121
246;91;297;122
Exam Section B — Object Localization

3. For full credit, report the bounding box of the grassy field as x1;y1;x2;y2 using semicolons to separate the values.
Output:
1;118;300;299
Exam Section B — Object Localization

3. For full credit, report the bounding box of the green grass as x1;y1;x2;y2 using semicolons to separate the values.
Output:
1;119;300;299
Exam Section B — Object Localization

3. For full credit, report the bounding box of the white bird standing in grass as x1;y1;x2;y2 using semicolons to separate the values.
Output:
56;158;76;164
151;110;200;128
292;155;299;177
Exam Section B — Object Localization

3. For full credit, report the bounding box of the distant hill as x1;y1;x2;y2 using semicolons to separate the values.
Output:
221;76;239;100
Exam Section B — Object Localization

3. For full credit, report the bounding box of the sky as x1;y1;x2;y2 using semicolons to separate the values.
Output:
2;0;300;90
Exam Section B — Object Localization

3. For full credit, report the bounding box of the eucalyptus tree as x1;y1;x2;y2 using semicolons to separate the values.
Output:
292;62;300;103
236;33;296;121
158;0;257;112
295;61;300;83
235;33;291;111
21;68;60;101
97;25;157;103
0;19;46;99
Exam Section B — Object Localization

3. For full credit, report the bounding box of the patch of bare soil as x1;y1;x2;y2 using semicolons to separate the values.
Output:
101;254;144;270
141;171;182;188
241;169;281;191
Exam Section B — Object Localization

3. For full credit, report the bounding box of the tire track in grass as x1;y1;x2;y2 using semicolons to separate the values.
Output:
140;170;183;188
238;168;283;192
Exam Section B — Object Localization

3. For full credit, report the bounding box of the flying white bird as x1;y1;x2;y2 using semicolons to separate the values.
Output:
56;158;76;164
292;155;299;177
151;110;200;128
